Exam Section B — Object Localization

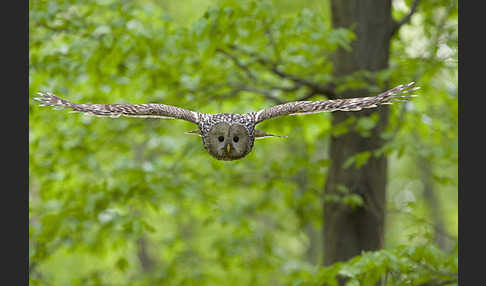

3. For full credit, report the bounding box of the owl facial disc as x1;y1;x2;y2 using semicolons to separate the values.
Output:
203;122;253;161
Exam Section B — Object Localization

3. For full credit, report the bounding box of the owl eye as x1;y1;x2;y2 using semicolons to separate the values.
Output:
218;136;225;142
233;136;239;143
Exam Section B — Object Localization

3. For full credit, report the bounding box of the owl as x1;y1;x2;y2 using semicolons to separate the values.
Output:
35;82;418;161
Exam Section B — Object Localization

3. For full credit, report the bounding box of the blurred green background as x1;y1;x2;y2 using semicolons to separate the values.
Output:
29;0;457;285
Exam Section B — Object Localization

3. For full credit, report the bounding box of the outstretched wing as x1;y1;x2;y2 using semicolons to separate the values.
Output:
253;82;419;124
35;92;200;124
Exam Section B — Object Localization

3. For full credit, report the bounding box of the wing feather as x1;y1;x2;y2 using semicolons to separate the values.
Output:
254;82;419;124
34;92;200;124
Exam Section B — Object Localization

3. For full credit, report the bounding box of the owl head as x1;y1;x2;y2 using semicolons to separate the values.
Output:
202;122;253;161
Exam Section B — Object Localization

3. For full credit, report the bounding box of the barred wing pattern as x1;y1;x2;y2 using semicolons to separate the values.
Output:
254;82;419;124
35;92;199;124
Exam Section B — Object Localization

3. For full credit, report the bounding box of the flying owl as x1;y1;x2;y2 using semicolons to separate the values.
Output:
35;82;419;161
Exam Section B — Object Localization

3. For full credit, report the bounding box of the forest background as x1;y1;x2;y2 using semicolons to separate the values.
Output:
29;0;458;285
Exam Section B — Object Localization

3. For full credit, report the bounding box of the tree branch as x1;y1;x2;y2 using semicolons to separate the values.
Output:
269;65;337;99
216;48;258;81
235;85;286;104
216;41;344;105
227;45;337;99
391;0;421;37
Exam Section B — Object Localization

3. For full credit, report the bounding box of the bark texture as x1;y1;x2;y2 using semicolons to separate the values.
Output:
323;0;393;270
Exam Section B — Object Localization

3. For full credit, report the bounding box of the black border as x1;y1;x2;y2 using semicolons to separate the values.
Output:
3;0;29;284
458;0;481;285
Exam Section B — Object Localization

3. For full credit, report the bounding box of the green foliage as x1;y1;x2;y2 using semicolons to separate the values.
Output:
287;243;457;286
29;0;457;285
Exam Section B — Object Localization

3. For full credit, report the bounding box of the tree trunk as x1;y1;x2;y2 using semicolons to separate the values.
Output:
416;148;450;251
323;0;393;271
137;236;156;272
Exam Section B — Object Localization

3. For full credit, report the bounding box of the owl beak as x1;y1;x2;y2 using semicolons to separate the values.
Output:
226;143;231;153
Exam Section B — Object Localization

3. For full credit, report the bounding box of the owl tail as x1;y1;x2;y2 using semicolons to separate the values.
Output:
255;129;288;140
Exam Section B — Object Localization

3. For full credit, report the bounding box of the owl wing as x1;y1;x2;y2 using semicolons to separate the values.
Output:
35;92;200;124
253;82;419;124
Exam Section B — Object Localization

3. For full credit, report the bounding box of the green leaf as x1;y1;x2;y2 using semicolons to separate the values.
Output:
355;151;371;168
116;257;129;272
